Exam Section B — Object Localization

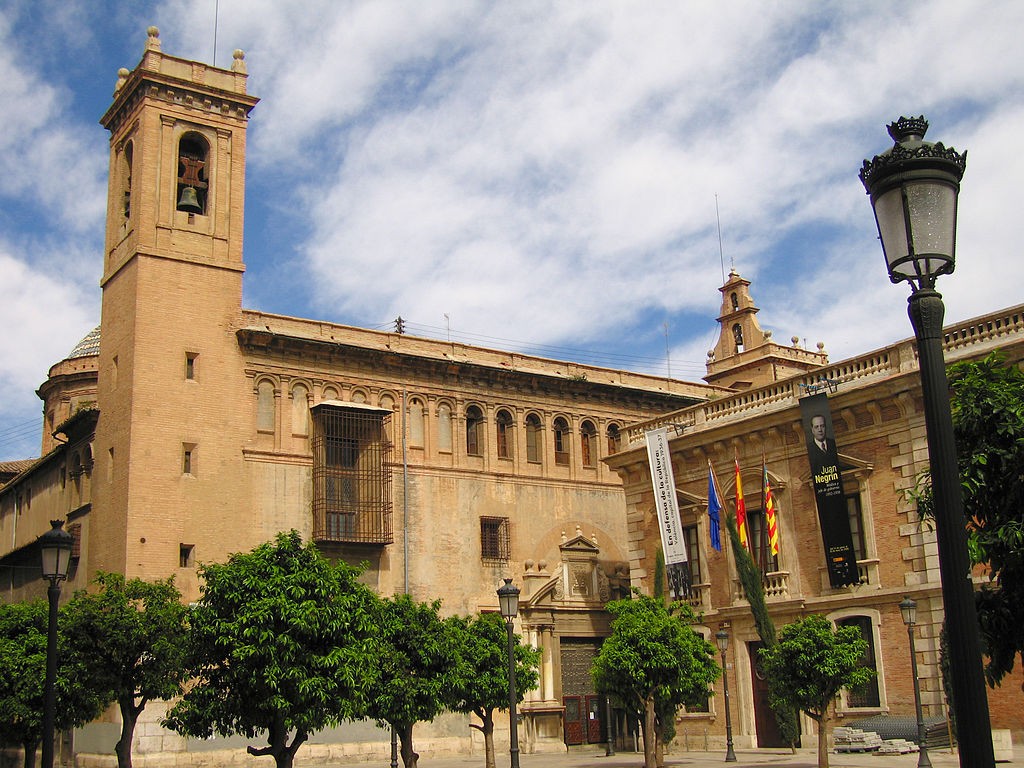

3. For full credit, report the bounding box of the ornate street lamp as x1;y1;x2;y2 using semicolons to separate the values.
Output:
497;578;521;768
715;630;737;762
38;520;74;768
900;597;933;768
861;116;994;768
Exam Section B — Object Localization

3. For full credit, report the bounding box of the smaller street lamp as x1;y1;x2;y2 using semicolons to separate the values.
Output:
497;578;521;768
900;597;933;768
38;520;74;768
715;630;737;762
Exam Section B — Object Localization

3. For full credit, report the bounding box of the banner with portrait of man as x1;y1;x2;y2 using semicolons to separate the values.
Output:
799;393;859;588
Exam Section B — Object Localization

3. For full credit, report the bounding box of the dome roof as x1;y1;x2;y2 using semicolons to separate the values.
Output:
66;326;100;360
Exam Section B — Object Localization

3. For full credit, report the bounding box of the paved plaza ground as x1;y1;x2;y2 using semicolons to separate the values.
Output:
420;746;997;768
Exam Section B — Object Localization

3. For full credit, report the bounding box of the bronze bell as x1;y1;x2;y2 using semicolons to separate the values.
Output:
177;186;202;214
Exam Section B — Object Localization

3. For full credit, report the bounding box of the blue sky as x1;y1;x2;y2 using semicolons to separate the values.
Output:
2;0;1023;460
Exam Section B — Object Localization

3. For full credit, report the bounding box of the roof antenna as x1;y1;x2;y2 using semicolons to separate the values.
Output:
212;0;220;64
715;194;729;281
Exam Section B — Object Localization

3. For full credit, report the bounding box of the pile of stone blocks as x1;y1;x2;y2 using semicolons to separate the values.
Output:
833;727;883;752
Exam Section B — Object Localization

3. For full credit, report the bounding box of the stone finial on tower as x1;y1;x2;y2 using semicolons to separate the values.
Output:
232;49;247;74
114;67;130;94
146;26;161;51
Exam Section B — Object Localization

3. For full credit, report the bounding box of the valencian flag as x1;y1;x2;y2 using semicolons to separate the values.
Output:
734;458;748;549
762;458;779;556
707;461;723;552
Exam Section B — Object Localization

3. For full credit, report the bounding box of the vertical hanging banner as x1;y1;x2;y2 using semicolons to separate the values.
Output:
800;393;859;587
645;428;690;598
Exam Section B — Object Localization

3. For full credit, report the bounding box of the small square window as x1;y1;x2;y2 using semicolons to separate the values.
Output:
480;517;510;562
179;543;195;568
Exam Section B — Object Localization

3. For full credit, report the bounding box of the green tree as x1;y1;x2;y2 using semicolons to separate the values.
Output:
759;614;874;768
945;351;1024;684
725;515;800;749
62;573;189;768
591;592;719;768
0;600;105;768
446;612;540;768
163;531;379;768
364;594;462;768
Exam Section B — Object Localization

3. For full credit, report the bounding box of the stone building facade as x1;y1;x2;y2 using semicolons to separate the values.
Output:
0;28;720;765
607;273;1024;752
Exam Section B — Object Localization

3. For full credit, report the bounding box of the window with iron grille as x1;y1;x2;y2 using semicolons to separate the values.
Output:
312;403;393;545
480;516;510;562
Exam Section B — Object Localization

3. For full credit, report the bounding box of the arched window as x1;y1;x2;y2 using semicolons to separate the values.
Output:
466;405;484;456
291;384;309;437
496;409;514;460
322;386;339;402
606;423;622;455
256;380;276;432
730;291;739;311
121;140;134;221
437;403;453;453
176;133;210;215
580;420;597;467
380;394;396;443
525;413;543;464
408;398;425;447
351;389;368;404
553;417;570;466
732;323;744;352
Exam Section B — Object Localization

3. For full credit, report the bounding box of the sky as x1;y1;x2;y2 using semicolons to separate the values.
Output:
1;0;1022;461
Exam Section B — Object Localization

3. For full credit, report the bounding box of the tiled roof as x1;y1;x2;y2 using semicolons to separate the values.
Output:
66;326;100;359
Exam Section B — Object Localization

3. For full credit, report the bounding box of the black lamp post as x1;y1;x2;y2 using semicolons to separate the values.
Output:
38;520;74;768
900;597;933;768
497;578;521;768
861;116;994;768
715;630;737;762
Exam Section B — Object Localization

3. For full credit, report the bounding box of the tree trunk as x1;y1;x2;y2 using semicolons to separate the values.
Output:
398;722;419;768
653;714;665;768
246;714;307;768
642;696;657;768
22;737;39;768
815;713;830;768
481;710;495;768
115;698;142;768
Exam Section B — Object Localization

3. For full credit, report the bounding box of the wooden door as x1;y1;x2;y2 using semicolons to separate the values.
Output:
586;695;604;743
748;641;787;748
563;695;584;745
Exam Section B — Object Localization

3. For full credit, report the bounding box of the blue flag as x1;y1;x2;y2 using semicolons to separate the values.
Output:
707;462;722;552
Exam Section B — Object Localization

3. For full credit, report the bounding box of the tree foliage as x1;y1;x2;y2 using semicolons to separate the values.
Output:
759;615;874;768
0;600;105;768
591;592;719;768
363;594;462;768
62;573;189;768
725;515;800;748
945;352;1024;684
446;612;540;768
163;531;379;768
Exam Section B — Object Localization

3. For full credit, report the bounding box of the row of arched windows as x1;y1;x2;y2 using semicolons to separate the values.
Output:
253;378;625;466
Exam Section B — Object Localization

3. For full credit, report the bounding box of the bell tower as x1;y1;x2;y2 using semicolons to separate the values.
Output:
704;269;829;390
91;28;259;588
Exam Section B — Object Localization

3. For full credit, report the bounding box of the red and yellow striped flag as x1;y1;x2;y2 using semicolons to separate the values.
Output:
734;458;748;549
763;459;779;556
